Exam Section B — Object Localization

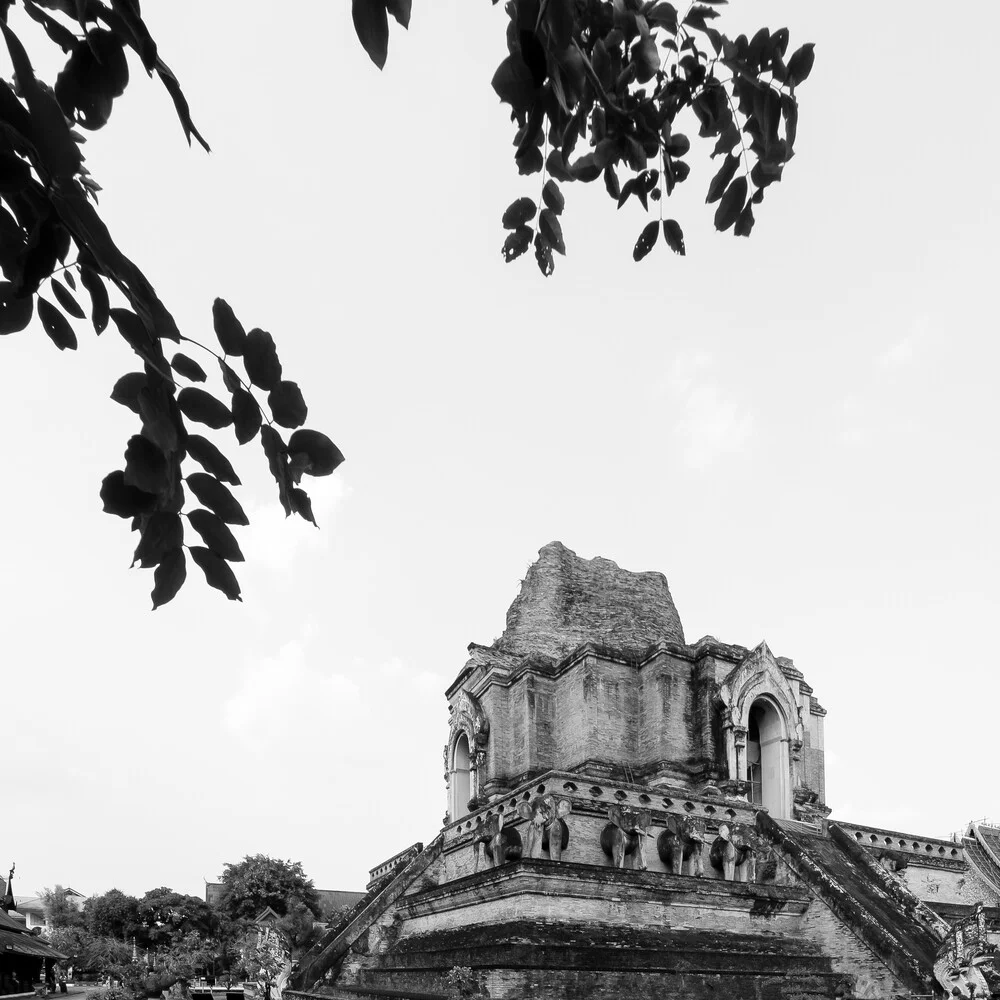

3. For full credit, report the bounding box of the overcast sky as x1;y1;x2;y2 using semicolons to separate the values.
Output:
2;1;998;902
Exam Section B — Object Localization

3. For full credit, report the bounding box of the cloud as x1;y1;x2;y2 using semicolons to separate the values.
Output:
667;352;753;470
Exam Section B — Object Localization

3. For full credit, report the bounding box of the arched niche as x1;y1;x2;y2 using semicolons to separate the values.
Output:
450;733;472;821
747;697;788;818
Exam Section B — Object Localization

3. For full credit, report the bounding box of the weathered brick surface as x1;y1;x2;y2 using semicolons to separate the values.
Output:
496;542;684;659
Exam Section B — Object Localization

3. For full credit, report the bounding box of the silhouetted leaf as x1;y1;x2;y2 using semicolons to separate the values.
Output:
151;548;186;609
101;470;156;518
231;387;262;444
186;472;249;525
604;166;621;200
188;508;244;563
137;385;181;456
663;220;685;255
79;265;109;333
290;488;317;526
218;359;242;393
0;282;32;334
706;153;739;204
268;380;308;429
177;387;233;429
213;298;246;356
37;296;77;350
714;176;747;231
492;53;537;112
155;59;210;152
132;512;183;568
51;278;85;318
542;180;565;216
734;202;755;237
386;0;411;28
633;220;659;261
502;197;536;229
171;352;207;382
189;546;242;602
287;429;344;478
124;434;169;494
186;435;241;486
502;226;532;262
539;209;565;255
244;328;282;390
353;0;389;69
111;372;147;414
534;232;554;276
786;43;814;87
260;425;292;514
109;307;154;359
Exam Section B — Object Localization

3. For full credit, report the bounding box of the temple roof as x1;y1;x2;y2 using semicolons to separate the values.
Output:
494;541;685;660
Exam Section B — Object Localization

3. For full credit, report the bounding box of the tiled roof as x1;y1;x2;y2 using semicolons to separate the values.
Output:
962;837;1000;895
0;927;67;959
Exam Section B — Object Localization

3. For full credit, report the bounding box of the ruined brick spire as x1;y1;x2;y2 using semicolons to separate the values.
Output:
494;541;685;659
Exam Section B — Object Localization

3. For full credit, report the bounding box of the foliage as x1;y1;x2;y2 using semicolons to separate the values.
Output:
46;923;93;967
445;967;491;999
42;885;87;930
352;0;813;275
217;855;320;923
275;899;322;957
137;888;215;950
0;2;343;606
85;889;141;942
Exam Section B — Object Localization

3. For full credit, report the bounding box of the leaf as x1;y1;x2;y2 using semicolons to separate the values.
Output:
171;352;207;383
189;546;242;602
100;470;156;518
538;210;565;255
353;0;389;69
123;434;169;494
385;0;411;27
109;307;154;359
663;219;685;255
212;298;246;356
137;385;181;456
664;133;690;157
260;425;292;514
37;297;77;350
502;226;532;263
542;180;565;216
187;508;244;563
268;380;308;429
110;372;147;414
714;176;748;232
231;387;262;444
502;197;537;229
781;93;798;150
51;278;85;318
706;153;739;204
290;488;317;527
186;434;241;486
491;53;537;113
151;548;186;610
633;220;659;261
515;144;543;176
534;233;554;277
155;59;210;152
219;359;243;394
79;266;109;333
287;429;345;478
0;282;32;334
132;512;183;569
244;328;282;390
177;387;233;429
604;166;621;200
734;202;755;237
185;472;249;526
786;43;815;87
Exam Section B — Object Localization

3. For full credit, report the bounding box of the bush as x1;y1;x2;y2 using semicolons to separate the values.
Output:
444;967;489;999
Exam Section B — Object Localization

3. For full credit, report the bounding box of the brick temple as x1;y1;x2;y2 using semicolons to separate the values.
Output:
289;542;1000;999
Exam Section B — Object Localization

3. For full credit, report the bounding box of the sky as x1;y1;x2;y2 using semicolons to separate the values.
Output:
1;1;999;902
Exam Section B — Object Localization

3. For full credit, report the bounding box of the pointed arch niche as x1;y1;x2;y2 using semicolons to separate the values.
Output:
717;642;803;820
444;689;490;823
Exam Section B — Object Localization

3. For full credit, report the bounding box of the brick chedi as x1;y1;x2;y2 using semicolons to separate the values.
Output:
290;544;1000;1000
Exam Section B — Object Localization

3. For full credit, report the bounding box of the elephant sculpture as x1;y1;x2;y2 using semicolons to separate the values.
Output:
603;804;653;870
516;794;572;861
473;812;522;871
709;823;757;882
656;814;705;877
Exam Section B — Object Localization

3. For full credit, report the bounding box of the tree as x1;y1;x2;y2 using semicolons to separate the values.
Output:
84;888;141;941
137;887;215;951
276;899;322;959
216;855;320;923
353;0;814;274
0;1;342;608
41;885;86;930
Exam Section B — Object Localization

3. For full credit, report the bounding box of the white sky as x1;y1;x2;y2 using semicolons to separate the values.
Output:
2;2;999;901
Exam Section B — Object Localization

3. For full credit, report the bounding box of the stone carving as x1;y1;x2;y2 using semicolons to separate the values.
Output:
473;813;522;870
710;823;758;882
516;794;572;861
657;814;705;877
603;804;653;870
933;903;998;998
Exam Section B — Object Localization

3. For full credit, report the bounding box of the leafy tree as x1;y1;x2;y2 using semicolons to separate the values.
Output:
353;0;814;274
0;1;342;607
217;855;320;923
138;887;215;951
84;889;141;941
44;923;93;971
276;899;322;959
41;885;86;930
